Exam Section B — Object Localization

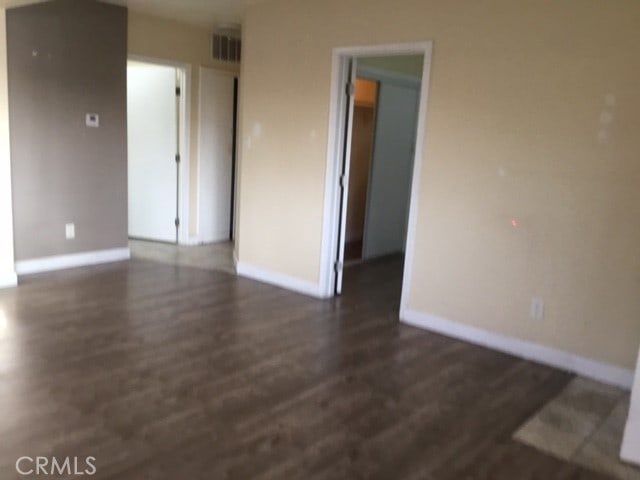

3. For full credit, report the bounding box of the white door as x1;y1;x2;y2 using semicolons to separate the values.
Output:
363;82;420;259
335;59;357;294
198;68;235;243
127;62;178;243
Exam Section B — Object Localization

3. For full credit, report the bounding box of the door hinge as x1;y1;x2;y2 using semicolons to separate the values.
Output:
174;217;180;228
339;174;347;188
346;82;355;97
175;153;181;164
334;260;343;273
175;86;181;96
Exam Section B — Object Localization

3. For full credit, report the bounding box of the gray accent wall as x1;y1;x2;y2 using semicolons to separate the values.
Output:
7;0;128;261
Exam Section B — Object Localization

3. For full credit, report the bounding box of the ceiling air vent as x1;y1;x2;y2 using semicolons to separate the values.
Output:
212;24;241;63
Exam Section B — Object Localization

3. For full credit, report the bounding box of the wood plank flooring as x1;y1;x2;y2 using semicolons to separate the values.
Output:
0;257;614;479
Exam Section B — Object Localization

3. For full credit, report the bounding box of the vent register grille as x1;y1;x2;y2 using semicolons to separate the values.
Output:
212;33;241;63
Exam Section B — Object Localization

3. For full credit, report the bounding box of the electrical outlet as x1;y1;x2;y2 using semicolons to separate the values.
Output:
65;223;75;240
530;298;544;321
85;113;99;128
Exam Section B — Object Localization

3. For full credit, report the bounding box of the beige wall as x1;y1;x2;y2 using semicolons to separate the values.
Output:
8;0;128;261
128;11;239;236
237;0;640;369
0;8;15;287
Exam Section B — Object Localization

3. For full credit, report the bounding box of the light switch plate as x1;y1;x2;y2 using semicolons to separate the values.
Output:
65;223;75;240
85;113;100;128
530;298;544;321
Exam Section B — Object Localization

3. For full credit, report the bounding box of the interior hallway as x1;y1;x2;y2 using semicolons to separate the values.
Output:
0;257;622;479
129;239;235;274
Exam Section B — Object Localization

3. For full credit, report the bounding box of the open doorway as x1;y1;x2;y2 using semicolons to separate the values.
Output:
127;58;189;245
127;58;239;273
344;62;422;265
344;77;378;262
322;43;432;299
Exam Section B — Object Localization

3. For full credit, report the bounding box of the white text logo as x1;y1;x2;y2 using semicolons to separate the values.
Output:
16;456;96;476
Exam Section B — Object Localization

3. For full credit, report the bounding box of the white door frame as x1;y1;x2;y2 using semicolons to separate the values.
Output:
127;54;193;245
196;67;237;244
319;41;433;311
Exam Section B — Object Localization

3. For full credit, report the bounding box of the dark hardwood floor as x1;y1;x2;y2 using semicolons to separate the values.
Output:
0;257;613;479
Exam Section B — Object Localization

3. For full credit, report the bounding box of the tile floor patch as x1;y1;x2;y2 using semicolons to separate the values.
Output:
513;377;640;480
575;399;640;480
514;401;601;460
558;378;625;417
130;239;235;274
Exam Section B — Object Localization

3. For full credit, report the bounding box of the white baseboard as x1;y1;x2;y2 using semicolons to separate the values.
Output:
621;354;640;465
236;262;327;299
400;308;635;390
0;269;17;288
15;248;131;275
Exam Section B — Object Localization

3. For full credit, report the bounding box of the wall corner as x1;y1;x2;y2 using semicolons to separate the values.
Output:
621;347;640;466
0;8;16;288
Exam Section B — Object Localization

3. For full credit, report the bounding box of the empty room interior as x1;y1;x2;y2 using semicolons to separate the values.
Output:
0;0;639;478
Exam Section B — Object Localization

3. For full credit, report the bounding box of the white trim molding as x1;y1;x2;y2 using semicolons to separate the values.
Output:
15;248;131;276
0;10;16;291
400;308;635;390
236;262;326;299
0;270;17;289
621;350;640;465
622;411;640;466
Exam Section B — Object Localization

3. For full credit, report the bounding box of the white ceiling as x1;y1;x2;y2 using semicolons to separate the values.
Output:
0;0;256;28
